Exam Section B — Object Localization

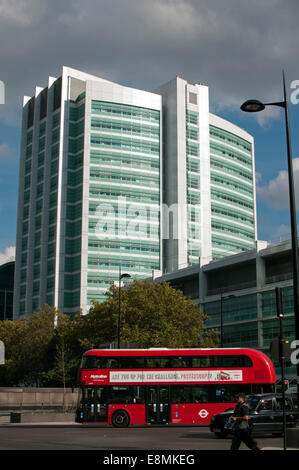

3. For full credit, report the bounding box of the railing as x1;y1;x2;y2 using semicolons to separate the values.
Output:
0;402;77;411
265;273;293;284
206;280;256;297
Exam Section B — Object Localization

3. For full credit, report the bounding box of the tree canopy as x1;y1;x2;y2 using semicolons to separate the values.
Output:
0;280;218;386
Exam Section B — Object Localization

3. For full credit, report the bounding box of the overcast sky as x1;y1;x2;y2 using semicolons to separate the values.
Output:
1;0;299;259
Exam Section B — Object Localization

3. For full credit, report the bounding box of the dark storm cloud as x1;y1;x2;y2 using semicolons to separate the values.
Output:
1;0;299;120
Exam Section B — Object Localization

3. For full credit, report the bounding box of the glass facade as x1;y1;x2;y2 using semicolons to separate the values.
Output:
87;100;161;303
64;95;83;309
185;108;200;265
209;125;255;259
203;286;297;378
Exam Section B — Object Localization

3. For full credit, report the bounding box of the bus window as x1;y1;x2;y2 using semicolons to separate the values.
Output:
190;386;209;403
105;358;119;369
172;385;210;403
192;356;213;368
81;356;103;368
108;386;145;404
146;357;169;368
172;386;190;403
119;357;145;369
171;357;191;368
148;387;157;404
214;355;253;368
96;387;107;403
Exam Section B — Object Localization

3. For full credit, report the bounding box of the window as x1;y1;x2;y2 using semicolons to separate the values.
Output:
276;397;292;411
214;355;252;368
189;92;197;105
257;398;273;412
53;77;62;111
108;386;145;404
171;384;252;404
27;97;35;128
80;354;252;369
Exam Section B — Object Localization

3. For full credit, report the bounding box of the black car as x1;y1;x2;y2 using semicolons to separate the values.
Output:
210;393;298;438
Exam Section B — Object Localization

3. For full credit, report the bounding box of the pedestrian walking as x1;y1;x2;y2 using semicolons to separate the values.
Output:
230;393;261;451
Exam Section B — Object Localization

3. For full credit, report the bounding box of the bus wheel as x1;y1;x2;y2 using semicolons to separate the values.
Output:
111;410;130;428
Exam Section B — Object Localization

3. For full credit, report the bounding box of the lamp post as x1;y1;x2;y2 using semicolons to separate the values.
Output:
241;71;299;410
117;267;131;349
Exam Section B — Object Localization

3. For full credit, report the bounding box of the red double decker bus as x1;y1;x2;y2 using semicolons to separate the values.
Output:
76;348;276;426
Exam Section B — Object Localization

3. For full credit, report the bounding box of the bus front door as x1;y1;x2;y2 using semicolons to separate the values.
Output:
146;386;170;424
81;387;108;423
95;387;108;423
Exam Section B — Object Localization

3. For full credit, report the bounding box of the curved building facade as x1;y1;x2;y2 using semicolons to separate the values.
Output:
209;114;256;260
156;76;256;273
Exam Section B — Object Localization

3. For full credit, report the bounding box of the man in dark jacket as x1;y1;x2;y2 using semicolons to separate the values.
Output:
230;393;261;450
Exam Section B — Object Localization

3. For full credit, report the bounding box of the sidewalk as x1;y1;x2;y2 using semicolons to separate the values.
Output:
262;447;299;450
0;421;81;427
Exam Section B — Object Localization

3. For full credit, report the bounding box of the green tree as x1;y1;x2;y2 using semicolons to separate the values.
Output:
89;280;219;348
0;304;58;386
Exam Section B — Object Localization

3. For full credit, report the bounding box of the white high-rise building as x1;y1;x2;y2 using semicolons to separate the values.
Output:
14;67;162;318
156;76;256;273
13;68;256;318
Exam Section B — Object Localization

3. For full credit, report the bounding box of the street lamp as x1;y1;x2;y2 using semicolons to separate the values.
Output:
220;292;236;348
117;268;131;349
241;71;299;408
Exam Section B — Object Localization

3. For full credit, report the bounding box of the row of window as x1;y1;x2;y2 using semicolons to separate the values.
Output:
69;119;85;138
88;258;159;271
26;112;60;140
212;221;254;241
212;235;253;252
91;118;159;139
90;150;159;170
80;384;260;406
186;142;199;156
90;169;159;186
211;175;253;198
91;101;160;123
210;142;252;168
89;187;160;204
187;175;200;190
205;295;258;326
210;125;252;154
69;103;85;122
186;109;199;125
69;136;84;154
211;204;254;227
81;354;252;370
90;135;160;155
88;203;160;220
186;126;199;141
88;220;159;239
210;157;252;183
211;189;254;212
187;160;200;173
88;240;159;253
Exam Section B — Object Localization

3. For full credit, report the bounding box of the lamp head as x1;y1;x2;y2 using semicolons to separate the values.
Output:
120;273;131;280
240;99;265;113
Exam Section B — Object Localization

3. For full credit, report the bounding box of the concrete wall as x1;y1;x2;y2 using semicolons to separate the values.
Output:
0;388;79;409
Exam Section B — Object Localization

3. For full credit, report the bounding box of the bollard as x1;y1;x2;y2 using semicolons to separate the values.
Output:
10;412;21;423
286;427;299;448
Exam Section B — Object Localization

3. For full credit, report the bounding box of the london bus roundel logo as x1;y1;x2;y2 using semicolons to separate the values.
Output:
199;409;209;419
